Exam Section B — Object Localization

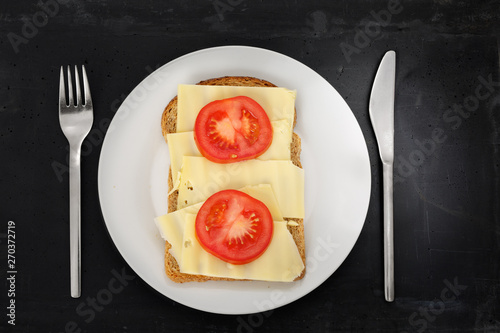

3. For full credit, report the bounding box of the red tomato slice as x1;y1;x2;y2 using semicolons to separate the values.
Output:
194;96;273;163
195;190;274;265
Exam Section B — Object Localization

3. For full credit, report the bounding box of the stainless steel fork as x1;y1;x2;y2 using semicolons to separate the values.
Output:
59;65;93;298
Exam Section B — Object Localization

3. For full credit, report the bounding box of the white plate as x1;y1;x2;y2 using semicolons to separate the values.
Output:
98;45;371;315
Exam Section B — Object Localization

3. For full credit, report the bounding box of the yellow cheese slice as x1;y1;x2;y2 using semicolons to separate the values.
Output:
155;184;283;259
237;184;283;221
154;203;202;260
181;214;304;282
176;84;296;133
155;185;284;253
154;184;303;282
166;119;292;181
177;157;304;218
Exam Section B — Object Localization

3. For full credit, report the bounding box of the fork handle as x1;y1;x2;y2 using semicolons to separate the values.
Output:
383;162;394;302
69;143;82;298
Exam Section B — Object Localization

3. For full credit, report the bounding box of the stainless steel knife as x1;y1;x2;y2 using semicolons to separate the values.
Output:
369;50;396;302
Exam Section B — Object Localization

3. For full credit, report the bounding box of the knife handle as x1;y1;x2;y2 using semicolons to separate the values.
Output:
383;162;394;302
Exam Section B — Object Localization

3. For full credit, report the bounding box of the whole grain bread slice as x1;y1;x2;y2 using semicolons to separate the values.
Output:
160;76;305;283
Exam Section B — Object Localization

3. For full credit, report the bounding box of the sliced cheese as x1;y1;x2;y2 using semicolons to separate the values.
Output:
155;184;284;251
154;203;202;260
154;184;303;282
238;184;283;221
158;83;305;283
166;119;292;180
176;84;296;133
181;214;304;282
177;157;304;218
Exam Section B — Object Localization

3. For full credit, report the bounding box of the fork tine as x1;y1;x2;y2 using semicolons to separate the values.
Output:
66;66;74;107
74;65;81;106
59;66;66;107
81;65;92;107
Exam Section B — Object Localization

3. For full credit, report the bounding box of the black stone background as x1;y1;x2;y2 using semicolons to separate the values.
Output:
1;0;499;332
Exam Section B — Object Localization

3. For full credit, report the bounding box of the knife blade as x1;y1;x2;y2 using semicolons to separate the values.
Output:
369;50;396;302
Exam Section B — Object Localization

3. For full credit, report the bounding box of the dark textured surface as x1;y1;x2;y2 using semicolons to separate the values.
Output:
1;0;499;332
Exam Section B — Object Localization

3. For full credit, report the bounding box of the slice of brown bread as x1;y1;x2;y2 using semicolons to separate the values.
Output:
160;76;304;283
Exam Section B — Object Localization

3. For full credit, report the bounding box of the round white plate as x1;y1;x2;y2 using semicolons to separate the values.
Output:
98;45;371;315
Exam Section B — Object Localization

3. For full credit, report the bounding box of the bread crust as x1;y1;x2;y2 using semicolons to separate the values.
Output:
161;76;305;282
